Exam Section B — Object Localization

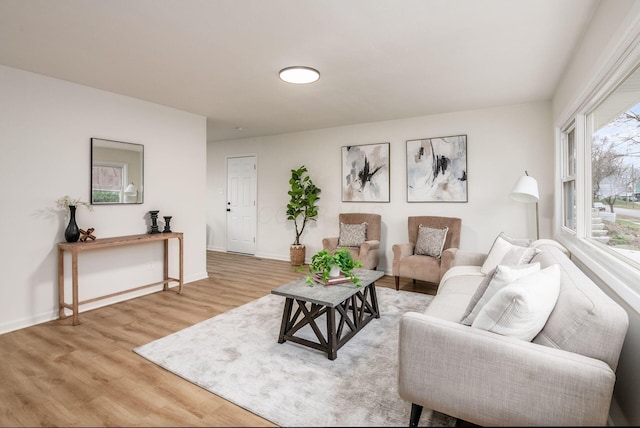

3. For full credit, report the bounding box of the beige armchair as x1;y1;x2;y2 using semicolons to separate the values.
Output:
392;216;461;290
322;213;381;270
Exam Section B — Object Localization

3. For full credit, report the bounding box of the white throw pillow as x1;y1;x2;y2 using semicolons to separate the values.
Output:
415;225;448;258
471;265;561;341
461;263;540;326
499;246;538;266
498;232;533;248
480;233;535;274
338;222;367;247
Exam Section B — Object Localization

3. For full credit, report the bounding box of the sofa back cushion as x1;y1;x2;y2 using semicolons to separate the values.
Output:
531;244;629;371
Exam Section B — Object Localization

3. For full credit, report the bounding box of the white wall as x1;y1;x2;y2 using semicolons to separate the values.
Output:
0;65;208;334
207;100;553;273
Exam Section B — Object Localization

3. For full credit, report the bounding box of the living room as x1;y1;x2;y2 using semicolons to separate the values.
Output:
2;0;640;426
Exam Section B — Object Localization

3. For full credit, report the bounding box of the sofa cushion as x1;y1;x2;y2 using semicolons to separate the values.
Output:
424;266;484;322
530;244;629;370
338;222;367;247
471;264;561;341
461;263;541;326
415;225;448;258
480;233;535;274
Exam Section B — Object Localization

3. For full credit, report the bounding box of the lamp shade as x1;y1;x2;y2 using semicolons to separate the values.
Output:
124;183;137;196
510;175;539;203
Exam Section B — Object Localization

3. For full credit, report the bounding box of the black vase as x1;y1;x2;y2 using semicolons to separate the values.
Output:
64;205;80;243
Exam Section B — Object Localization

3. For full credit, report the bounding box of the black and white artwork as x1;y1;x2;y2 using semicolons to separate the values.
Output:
406;135;467;202
341;143;390;202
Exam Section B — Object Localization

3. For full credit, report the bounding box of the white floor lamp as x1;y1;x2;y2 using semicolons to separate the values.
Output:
510;171;540;239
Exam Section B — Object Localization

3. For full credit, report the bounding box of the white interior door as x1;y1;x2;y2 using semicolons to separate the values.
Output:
226;156;257;254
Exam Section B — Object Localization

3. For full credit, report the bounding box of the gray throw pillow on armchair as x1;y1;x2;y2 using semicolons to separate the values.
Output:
415;225;449;258
338;222;367;247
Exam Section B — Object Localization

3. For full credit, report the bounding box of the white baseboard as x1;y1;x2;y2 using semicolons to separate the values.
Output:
0;273;210;336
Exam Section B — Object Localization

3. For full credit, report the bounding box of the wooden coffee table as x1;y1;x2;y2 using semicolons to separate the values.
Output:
271;269;384;360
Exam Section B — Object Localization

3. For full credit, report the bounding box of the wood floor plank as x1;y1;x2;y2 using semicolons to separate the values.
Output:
0;251;434;427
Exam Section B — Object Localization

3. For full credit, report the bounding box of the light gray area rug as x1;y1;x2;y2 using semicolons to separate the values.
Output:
134;286;457;427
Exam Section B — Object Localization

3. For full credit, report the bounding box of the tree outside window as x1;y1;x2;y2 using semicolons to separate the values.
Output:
592;103;640;255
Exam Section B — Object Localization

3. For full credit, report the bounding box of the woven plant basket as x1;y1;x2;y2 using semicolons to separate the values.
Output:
290;245;306;267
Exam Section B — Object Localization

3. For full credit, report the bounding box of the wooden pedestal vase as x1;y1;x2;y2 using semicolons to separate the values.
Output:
290;244;306;267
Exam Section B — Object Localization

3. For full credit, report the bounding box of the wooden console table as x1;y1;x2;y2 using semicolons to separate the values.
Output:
57;232;183;325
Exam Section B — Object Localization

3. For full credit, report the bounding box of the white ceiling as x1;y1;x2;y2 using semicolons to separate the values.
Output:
0;0;599;142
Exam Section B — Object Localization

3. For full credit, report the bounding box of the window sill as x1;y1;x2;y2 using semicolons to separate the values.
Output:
556;231;640;314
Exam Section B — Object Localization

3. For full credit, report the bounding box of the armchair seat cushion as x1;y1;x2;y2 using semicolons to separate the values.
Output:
396;255;442;284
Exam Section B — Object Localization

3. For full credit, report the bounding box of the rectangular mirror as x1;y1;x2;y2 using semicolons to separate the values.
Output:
91;138;144;205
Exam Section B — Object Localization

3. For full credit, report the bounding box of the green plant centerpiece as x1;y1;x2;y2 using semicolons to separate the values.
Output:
286;165;321;266
305;248;363;287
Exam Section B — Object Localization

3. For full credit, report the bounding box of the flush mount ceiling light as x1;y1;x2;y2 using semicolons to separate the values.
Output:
279;66;320;84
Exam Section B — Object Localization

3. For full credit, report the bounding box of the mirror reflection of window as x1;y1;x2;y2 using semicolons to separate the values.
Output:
90;138;143;205
92;163;126;203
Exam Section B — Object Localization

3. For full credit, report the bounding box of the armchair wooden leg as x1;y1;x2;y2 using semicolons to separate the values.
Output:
395;276;400;290
410;403;423;427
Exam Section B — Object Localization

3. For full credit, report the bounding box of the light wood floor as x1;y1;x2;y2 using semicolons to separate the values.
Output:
0;251;435;427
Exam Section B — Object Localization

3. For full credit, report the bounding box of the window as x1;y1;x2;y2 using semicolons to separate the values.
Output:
562;65;640;271
589;90;640;266
92;162;126;203
561;125;577;232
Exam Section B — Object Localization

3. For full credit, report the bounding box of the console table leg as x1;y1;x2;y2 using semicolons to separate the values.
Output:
178;236;184;294
57;248;66;320
163;240;169;291
71;250;80;326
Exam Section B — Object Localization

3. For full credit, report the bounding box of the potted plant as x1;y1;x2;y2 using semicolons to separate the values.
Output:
305;248;363;286
286;165;321;266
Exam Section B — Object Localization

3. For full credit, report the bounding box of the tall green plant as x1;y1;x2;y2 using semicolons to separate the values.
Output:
286;165;321;245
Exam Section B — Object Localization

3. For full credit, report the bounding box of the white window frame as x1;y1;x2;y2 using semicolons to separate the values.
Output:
560;121;577;234
555;31;640;313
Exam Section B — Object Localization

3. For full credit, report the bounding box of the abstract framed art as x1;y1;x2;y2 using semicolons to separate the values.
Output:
406;135;467;202
341;142;390;202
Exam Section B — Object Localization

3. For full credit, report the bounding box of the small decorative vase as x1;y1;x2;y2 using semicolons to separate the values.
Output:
162;216;172;233
64;205;80;243
329;265;341;278
149;210;160;234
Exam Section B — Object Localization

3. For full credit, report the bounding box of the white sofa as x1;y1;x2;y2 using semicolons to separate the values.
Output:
398;239;629;426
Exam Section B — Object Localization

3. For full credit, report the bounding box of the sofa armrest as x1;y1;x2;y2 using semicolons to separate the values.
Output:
450;249;487;267
398;312;615;426
322;237;338;251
